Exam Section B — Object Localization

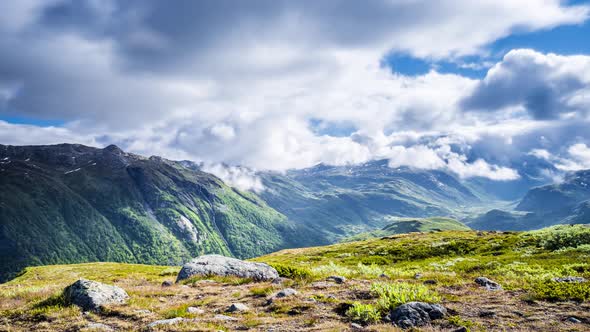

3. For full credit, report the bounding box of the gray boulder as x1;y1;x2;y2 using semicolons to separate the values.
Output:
475;277;502;290
176;255;278;282
388;302;446;329
63;279;129;311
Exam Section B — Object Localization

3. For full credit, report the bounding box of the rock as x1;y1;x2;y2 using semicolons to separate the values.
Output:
475;277;502;291
553;276;587;283
310;281;337;288
350;322;364;330
272;277;290;285
388;302;447;329
226;303;249;313
63;279;129;311
213;314;238;321
452;327;468;332
187;307;205;314
161;280;173;287
176;255;279;282
414;273;423;279
147;317;185;328
479;310;495;318
274;288;298;298
326;276;347;284
567;317;581;324
134;309;152;315
423;279;437;285
86;322;114;331
379;273;390;279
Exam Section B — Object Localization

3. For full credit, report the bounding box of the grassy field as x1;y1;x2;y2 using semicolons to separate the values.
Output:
1;225;589;331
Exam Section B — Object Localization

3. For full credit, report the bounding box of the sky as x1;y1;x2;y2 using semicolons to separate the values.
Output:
1;0;590;190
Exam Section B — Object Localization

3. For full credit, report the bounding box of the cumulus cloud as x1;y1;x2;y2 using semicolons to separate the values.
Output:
201;164;265;193
0;1;589;188
462;49;590;120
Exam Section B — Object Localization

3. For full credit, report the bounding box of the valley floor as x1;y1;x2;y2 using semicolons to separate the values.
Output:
1;227;590;331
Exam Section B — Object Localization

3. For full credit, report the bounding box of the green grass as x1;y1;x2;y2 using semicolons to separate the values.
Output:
346;302;381;324
344;217;470;242
371;282;441;312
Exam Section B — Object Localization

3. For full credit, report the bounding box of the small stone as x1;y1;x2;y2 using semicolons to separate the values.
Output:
134;309;152;315
213;314;238;321
326;276;347;284
226;303;249;313
553;276;587;283
272;277;290;285
423;279;437;285
161;280;173;287
187;307;205;314
567;317;581;324
414;273;423;279
479;310;496;318
274;288;298;298
147;317;185;328
475;277;502;291
379;273;390;279
350;322;364;330
453;327;468;332
86;322;114;331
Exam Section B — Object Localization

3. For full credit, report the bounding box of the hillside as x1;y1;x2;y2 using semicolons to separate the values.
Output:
0;144;317;282
343;217;470;241
258;160;485;242
1;226;589;331
467;170;590;230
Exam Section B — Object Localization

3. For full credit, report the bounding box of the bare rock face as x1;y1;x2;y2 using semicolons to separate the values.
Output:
63;279;129;311
176;255;279;282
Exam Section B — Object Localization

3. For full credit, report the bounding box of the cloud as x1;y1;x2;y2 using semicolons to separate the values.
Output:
462;49;590;120
0;1;589;188
556;143;590;171
201;164;265;193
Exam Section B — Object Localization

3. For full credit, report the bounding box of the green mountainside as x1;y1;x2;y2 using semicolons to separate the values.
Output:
258;160;483;242
0;144;316;282
343;217;470;241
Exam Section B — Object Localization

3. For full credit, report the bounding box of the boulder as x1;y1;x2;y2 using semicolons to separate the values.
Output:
161;280;173;287
63;279;129;311
176;255;278;282
388;302;447;329
274;288;298;298
475;277;502;291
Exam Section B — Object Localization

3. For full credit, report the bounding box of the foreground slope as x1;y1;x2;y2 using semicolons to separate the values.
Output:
0;144;315;282
1;226;588;331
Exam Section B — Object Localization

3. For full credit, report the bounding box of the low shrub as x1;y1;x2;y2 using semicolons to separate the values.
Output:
529;280;590;302
345;302;381;324
270;264;312;280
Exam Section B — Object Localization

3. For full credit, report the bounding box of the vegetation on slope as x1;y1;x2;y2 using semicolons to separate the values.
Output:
1;225;589;331
343;217;470;242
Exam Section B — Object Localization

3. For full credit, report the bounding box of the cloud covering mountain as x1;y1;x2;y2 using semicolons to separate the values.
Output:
1;0;590;189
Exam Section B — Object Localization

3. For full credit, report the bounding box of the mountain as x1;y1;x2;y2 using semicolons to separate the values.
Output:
467;170;590;230
342;217;470;241
0;144;317;282
258;160;485;242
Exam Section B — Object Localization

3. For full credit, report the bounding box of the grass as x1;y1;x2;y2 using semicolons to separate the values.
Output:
1;225;590;331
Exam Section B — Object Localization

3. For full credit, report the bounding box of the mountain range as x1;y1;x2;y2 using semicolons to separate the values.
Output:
1;143;589;282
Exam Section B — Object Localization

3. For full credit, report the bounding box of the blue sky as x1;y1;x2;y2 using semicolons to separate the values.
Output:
1;0;590;188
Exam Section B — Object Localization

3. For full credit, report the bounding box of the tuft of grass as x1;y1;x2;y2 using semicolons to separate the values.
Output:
371;282;441;312
250;286;274;297
346;302;381;324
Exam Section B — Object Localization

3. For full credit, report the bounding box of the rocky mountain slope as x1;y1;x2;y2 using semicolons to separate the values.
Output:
0;144;316;282
467;170;590;230
258;160;484;242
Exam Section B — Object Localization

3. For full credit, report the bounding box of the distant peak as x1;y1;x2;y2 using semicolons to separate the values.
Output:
103;144;123;153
